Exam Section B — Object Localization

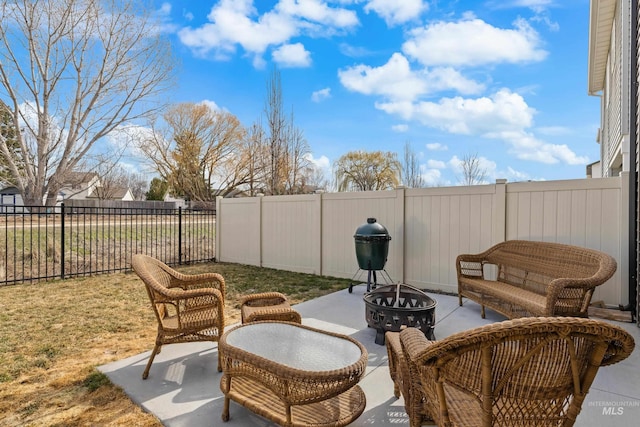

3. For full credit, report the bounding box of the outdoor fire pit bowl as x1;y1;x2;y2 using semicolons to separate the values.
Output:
363;283;437;345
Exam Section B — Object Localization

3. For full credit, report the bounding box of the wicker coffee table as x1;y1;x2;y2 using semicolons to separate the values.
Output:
219;321;368;427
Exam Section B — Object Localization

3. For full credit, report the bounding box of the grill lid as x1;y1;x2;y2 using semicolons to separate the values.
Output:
354;218;391;242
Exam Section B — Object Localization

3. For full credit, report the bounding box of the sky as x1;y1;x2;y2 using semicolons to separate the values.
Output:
133;0;600;187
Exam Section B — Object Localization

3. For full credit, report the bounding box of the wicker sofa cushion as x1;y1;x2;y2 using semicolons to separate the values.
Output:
459;277;547;314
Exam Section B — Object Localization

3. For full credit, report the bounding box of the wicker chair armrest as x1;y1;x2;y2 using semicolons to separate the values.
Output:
180;286;224;301
400;327;436;363
243;306;302;323
399;328;437;421
159;285;224;302
168;271;226;296
456;253;486;262
546;267;617;314
456;253;486;279
239;291;288;306
547;255;616;292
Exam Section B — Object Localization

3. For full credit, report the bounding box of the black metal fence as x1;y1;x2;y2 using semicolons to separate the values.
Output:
0;203;216;285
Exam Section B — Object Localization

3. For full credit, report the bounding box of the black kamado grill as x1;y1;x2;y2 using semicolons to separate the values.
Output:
348;218;393;293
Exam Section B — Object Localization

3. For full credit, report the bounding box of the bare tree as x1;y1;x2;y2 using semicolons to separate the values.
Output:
297;159;329;193
0;0;175;206
459;153;488;185
402;141;425;188
125;172;148;201
242;121;268;196
141;103;247;201
333;150;401;191
92;162;130;200
284;113;311;193
260;67;311;195
264;67;287;195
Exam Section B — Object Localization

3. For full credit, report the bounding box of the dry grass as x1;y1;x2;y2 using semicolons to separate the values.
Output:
0;262;353;426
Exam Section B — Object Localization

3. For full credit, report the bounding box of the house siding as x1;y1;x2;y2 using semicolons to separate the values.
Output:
603;2;629;176
635;0;639;325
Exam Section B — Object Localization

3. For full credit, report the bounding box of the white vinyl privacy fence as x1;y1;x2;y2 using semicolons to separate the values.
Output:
216;174;630;307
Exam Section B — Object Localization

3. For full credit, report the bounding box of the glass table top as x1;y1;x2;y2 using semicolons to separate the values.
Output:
224;322;363;372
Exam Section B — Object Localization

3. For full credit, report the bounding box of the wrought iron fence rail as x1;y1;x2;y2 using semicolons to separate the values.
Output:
0;204;216;286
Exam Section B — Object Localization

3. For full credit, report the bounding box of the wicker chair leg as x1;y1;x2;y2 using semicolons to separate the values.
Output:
481;305;486;318
222;396;230;421
217;350;222;372
458;294;462;306
393;382;400;398
142;344;161;379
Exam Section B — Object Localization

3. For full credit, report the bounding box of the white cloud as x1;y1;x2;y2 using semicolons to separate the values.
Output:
376;89;587;165
402;17;547;67
199;99;221;111
339;53;427;101
272;43;312;67
491;130;589;165
306;153;332;183
376;88;534;133
426;143;447;151
154;2;179;33
338;53;483;102
177;0;358;65
311;87;331;102
306;153;330;170
278;0;359;28
423;67;485;95
427;159;446;168
364;0;427;26
339;43;372;58
504;166;531;182
392;124;408;132
420;167;442;186
158;2;171;15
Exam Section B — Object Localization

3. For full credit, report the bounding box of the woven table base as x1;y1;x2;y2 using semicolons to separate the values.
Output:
222;376;366;427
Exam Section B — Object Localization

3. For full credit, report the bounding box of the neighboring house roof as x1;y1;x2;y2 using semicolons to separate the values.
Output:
88;186;132;200
588;0;617;94
0;186;20;195
63;172;99;187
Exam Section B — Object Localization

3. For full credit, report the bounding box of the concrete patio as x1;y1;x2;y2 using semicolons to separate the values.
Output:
100;286;640;427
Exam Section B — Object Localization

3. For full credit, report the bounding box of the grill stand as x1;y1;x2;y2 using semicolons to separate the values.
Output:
348;268;394;293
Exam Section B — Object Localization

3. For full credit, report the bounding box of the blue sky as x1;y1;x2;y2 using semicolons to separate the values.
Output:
143;0;598;187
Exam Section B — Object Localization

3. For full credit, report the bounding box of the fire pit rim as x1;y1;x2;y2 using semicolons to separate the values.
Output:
363;282;437;345
363;283;438;310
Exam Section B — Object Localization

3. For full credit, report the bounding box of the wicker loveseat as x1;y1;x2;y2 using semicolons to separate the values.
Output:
456;240;617;319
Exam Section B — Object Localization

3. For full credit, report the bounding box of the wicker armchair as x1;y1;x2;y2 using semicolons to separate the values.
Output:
131;254;226;379
387;317;635;427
